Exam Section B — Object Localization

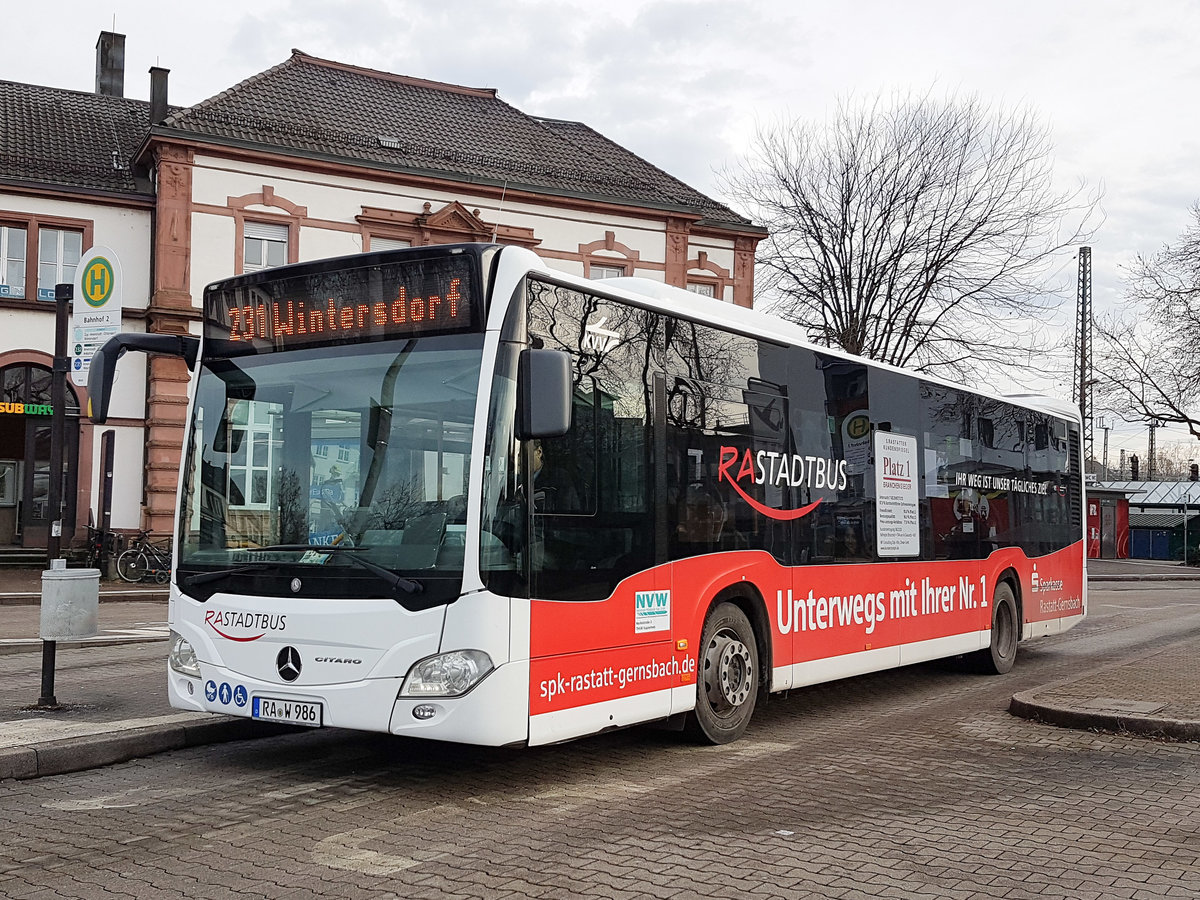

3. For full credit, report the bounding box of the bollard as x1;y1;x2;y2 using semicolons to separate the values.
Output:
37;563;100;708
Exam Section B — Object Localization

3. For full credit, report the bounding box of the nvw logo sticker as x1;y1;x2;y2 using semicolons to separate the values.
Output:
634;590;670;633
81;256;115;308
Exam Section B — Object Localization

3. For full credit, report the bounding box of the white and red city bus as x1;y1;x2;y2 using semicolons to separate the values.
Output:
89;243;1085;746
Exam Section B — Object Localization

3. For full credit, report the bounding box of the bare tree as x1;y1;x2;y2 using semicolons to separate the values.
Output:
721;91;1098;381
1096;204;1200;438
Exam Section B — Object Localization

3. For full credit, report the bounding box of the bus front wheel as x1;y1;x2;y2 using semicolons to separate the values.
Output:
976;582;1018;675
687;602;759;744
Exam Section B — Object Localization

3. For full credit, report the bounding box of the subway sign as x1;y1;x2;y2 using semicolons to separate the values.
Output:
0;402;52;416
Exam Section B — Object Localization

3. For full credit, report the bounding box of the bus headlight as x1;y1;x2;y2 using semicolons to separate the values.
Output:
168;631;200;677
401;650;493;697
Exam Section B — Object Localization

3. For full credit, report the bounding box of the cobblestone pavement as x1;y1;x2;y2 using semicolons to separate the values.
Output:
1;588;1198;899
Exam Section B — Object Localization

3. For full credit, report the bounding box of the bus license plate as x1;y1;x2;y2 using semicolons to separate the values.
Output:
252;696;322;727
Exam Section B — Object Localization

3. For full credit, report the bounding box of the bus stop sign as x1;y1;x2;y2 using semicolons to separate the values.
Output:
71;247;124;387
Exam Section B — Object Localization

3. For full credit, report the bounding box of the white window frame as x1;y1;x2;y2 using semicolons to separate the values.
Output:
37;227;82;300
0;225;27;299
686;283;716;298
590;264;627;280
243;221;289;273
370;236;412;252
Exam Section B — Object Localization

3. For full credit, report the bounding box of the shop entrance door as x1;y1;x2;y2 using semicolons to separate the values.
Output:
0;362;79;549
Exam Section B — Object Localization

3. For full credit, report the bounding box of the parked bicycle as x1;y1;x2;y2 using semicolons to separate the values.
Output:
116;531;173;584
84;524;120;571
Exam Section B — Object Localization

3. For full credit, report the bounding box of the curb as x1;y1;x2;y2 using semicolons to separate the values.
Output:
0;717;300;781
0;635;168;657
1008;636;1200;743
1087;574;1200;583
1009;691;1200;742
0;590;168;607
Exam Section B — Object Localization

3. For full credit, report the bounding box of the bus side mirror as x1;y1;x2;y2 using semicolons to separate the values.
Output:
516;349;571;439
88;333;199;424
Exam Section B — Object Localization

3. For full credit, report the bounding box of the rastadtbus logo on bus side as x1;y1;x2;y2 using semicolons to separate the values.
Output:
717;445;848;521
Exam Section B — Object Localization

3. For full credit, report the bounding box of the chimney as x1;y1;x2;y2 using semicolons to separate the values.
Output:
150;67;170;125
95;31;125;97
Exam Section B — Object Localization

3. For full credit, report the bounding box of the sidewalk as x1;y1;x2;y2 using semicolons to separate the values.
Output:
1009;638;1200;742
1;566;1198;782
0;568;293;780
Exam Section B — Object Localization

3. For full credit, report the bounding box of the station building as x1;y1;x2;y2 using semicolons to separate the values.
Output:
0;32;764;552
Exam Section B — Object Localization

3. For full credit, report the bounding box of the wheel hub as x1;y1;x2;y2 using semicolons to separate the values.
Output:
704;632;753;710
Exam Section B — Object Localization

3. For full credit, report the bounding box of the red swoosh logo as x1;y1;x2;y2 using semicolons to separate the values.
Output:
207;624;266;642
724;476;824;521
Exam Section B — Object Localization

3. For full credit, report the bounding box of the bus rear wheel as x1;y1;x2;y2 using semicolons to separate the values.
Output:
976;582;1018;675
687;602;759;744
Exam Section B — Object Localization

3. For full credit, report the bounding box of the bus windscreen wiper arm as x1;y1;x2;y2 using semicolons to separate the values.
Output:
336;551;423;598
183;564;267;588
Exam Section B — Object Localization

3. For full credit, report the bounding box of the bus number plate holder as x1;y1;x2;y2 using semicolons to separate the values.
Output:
252;696;323;727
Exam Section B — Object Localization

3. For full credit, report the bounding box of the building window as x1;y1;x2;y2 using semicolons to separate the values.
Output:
590;264;627;280
243;222;289;273
686;283;716;298
370;236;412;252
0;225;26;299
37;228;82;300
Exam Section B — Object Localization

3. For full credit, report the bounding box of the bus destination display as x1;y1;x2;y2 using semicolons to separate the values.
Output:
204;255;477;352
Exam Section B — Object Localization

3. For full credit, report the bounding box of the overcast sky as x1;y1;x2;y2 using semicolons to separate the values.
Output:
7;0;1199;459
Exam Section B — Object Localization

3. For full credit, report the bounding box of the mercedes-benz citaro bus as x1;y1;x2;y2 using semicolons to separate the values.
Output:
88;243;1085;747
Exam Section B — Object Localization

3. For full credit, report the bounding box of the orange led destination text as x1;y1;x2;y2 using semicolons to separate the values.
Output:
228;278;464;342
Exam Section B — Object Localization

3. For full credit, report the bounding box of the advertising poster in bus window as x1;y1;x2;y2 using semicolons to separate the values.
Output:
875;431;919;556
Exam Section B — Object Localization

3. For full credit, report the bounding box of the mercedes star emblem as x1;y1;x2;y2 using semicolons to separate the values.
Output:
276;646;302;682
290;578;302;593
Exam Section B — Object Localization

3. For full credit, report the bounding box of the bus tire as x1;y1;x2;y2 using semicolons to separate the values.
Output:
687;601;759;744
976;582;1018;675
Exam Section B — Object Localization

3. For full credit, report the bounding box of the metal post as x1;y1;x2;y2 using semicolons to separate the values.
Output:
46;284;70;563
38;283;71;708
1076;247;1093;466
99;429;115;574
37;640;58;708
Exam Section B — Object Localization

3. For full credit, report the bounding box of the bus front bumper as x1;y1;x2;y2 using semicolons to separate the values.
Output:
168;658;530;746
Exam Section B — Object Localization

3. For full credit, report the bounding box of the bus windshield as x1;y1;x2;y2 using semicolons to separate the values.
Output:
177;333;483;605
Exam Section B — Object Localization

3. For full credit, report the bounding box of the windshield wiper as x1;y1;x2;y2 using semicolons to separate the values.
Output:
249;544;424;600
183;563;276;589
337;551;423;599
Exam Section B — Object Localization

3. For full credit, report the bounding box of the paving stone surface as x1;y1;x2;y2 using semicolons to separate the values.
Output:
0;584;1197;898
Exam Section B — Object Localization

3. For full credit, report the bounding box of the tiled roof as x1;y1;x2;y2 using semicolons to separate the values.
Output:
0;80;154;196
161;51;757;229
532;117;748;226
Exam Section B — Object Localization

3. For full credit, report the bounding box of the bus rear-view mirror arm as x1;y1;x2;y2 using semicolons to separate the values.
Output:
88;333;200;424
516;348;571;440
